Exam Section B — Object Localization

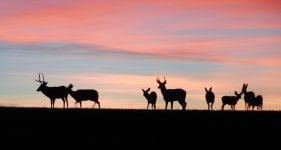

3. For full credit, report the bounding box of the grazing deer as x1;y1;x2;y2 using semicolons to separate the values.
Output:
156;77;186;110
142;88;157;110
205;87;215;110
68;84;100;109
35;73;68;109
221;89;243;111
242;83;263;110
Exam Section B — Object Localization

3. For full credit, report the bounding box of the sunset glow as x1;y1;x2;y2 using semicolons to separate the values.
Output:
0;0;280;110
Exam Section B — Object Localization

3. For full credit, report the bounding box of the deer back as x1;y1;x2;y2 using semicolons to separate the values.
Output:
163;88;186;101
41;86;68;99
72;89;99;101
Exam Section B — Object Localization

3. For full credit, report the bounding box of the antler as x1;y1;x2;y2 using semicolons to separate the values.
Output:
156;76;167;84
42;73;45;82
35;73;45;83
156;77;161;84
35;73;42;83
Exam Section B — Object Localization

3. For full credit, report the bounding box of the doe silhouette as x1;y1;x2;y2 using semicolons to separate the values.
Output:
242;83;263;110
35;73;68;109
205;87;215;110
68;84;100;109
221;85;243;110
156;77;186;110
142;88;157;110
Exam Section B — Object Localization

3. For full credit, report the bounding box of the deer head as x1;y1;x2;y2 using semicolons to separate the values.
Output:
156;77;167;89
142;88;150;93
242;83;248;94
205;87;212;93
234;91;243;99
35;73;48;91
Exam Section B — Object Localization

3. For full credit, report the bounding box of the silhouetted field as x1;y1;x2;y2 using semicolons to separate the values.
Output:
0;107;280;147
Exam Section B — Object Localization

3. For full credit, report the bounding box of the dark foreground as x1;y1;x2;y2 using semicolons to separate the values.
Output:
0;107;281;147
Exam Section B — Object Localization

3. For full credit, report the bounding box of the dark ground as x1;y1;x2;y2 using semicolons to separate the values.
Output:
0;107;280;147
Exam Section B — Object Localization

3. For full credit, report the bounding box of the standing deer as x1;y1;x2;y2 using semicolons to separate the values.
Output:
221;86;243;111
156;77;186;110
35;73;68;109
252;95;263;110
205;87;215;110
68;84;100;109
142;88;157;110
242;83;263;110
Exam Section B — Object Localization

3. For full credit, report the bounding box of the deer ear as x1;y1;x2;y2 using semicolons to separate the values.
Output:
205;87;208;92
209;87;212;91
142;89;145;92
147;88;150;91
156;77;160;83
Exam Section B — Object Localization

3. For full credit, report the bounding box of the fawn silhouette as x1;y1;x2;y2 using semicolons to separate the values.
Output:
142;88;157;110
221;85;243;110
156;77;186;110
68;84;100;109
242;83;263;110
205;87;215;110
35;73;68;109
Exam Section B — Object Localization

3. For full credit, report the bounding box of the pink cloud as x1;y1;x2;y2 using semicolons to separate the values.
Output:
1;0;280;67
1;0;280;41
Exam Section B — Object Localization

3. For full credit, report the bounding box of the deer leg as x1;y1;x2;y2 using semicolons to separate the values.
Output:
165;102;168;110
62;98;65;109
50;99;52;108
221;104;225;110
97;101;100;109
65;97;68;109
147;103;149;110
180;101;186;110
80;102;82;108
51;99;55;108
171;101;173;110
51;99;53;108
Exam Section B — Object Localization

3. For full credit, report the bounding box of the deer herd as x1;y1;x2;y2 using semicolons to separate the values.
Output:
35;73;263;111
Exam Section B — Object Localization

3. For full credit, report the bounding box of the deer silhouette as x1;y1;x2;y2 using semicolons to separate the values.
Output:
242;83;263;110
35;73;68;109
68;84;100;109
142;88;157;110
253;95;263;110
205;87;215;110
156;77;186;110
221;85;243;110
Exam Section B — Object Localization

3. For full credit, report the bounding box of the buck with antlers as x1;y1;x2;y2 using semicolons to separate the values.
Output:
156;77;187;110
35;73;69;109
67;84;100;109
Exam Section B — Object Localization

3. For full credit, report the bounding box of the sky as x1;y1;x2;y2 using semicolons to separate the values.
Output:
0;0;281;110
